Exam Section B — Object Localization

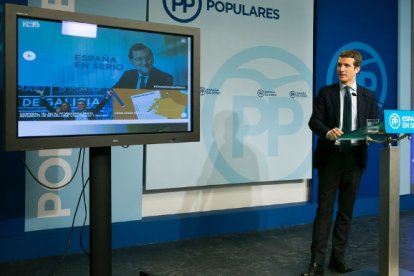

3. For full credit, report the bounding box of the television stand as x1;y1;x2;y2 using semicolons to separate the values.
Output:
89;146;112;276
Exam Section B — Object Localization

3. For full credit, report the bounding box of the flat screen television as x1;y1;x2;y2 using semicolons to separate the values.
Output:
3;3;200;151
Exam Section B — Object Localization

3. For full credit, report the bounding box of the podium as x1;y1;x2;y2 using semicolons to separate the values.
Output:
339;111;414;276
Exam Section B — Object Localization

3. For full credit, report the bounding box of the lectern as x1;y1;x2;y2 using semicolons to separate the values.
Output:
339;110;413;276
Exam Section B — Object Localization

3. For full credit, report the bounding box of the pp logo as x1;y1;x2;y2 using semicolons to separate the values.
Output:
327;42;387;105
202;46;312;182
163;0;202;23
389;113;401;129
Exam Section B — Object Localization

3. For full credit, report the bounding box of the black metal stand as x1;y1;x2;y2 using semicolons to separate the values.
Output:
89;147;112;276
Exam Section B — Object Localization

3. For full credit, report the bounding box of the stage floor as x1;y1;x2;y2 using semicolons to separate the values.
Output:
1;210;413;276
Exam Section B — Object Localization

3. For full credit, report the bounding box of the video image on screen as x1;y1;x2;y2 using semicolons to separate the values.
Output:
18;18;191;135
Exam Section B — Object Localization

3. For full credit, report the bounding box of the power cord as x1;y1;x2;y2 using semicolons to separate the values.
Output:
19;148;90;275
48;148;89;275
20;148;83;190
79;147;89;256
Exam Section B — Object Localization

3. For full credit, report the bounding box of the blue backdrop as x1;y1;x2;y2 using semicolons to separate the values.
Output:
314;0;398;199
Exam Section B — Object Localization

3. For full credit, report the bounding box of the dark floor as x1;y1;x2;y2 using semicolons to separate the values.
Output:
1;210;414;276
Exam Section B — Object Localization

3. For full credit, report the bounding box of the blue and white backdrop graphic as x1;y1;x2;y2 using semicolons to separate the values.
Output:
146;0;314;189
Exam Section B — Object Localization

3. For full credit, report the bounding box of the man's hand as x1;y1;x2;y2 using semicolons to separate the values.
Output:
36;90;44;97
327;127;343;140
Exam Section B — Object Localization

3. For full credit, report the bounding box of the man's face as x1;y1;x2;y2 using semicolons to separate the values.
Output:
77;101;85;111
336;57;360;86
60;103;70;112
130;49;153;75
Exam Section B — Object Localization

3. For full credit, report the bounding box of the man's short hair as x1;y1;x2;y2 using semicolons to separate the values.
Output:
339;50;362;68
128;43;154;60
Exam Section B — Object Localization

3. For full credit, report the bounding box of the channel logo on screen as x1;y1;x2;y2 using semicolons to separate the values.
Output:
22;20;40;28
23;51;36;61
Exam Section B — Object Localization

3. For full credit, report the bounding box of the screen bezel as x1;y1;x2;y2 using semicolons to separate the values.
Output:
3;3;200;151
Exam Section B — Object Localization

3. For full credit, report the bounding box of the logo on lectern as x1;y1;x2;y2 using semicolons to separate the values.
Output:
389;113;401;130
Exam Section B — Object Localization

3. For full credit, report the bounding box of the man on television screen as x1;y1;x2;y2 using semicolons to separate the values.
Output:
73;90;113;120
114;43;173;89
38;90;112;120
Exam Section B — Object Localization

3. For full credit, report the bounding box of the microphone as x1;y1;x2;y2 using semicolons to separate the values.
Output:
351;92;391;109
351;92;392;121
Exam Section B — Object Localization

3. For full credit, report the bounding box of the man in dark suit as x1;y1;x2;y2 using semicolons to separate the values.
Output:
114;43;173;89
302;50;378;276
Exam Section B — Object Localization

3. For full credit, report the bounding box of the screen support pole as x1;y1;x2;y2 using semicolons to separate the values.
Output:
379;146;400;276
89;146;112;276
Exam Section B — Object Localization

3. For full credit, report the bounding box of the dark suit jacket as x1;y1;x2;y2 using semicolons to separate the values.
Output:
113;68;173;89
308;83;378;170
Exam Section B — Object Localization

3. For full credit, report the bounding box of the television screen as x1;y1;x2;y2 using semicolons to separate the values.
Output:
3;3;200;151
